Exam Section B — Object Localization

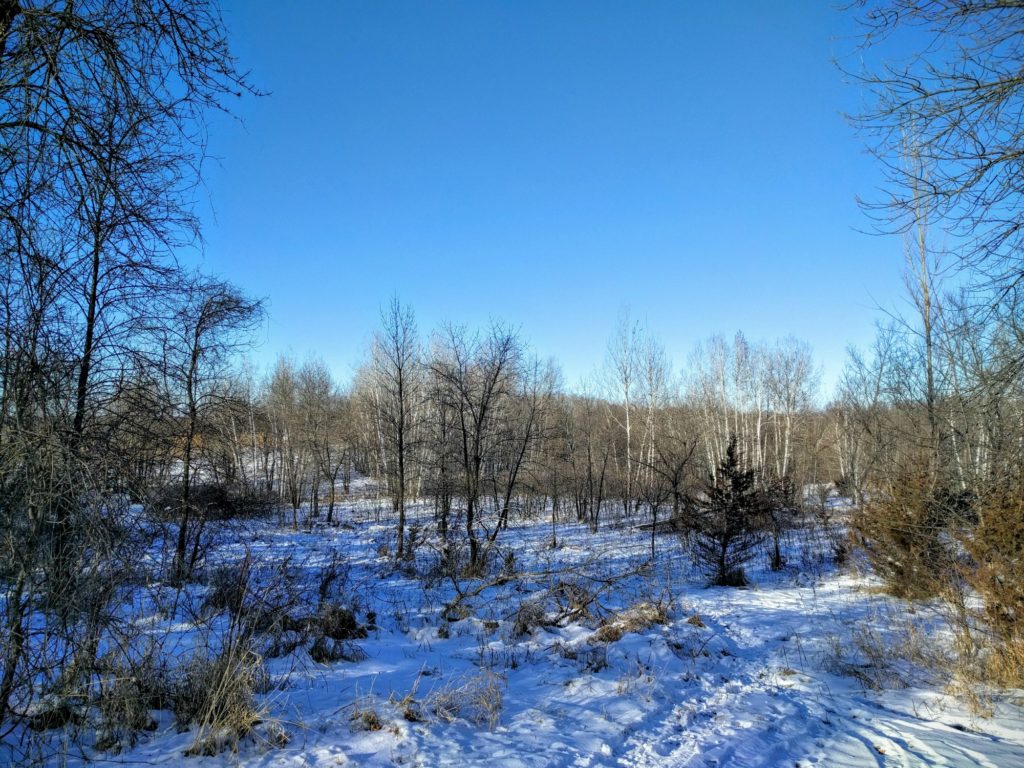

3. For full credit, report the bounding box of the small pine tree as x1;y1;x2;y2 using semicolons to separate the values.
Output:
691;437;766;587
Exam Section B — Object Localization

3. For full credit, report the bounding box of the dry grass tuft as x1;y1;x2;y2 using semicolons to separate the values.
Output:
426;670;506;730
174;641;268;756
350;706;383;732
594;601;669;644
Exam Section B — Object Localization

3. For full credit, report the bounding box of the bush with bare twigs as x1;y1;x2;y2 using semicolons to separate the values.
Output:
593;601;669;644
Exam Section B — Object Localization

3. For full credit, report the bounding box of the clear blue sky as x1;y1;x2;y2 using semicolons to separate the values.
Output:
194;0;908;397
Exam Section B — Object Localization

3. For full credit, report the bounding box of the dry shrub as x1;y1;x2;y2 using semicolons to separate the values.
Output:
983;640;1024;689
317;604;368;641
511;600;547;637
960;484;1024;642
853;471;1024;694
426;670;505;730
852;472;953;600
94;650;169;752
825;626;910;691
593;624;623;643
954;479;1024;688
204;562;250;617
273;603;367;662
350;706;383;732
550;580;594;622
619;602;668;632
594;601;668;644
174;641;268;756
577;645;609;673
309;637;367;664
389;673;426;722
95;675;159;752
206;553;367;669
824;609;966;694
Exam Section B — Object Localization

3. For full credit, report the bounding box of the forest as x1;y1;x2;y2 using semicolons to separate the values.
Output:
2;1;1024;766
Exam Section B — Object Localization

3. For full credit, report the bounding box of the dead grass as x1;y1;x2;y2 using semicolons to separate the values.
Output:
594;601;669;644
426;670;506;730
350;706;383;732
174;641;269;756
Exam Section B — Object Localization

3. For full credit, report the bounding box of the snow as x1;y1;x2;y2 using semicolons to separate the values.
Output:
9;490;1024;767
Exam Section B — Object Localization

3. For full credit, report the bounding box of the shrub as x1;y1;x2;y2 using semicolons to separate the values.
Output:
852;472;953;600
317;604;367;641
350;706;383;731
511;600;547;638
173;641;267;756
149;483;276;522
309;637;367;664
204;563;250;617
959;482;1024;641
94;650;168;752
958;479;1024;686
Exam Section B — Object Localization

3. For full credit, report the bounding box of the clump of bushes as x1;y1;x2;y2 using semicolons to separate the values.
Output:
851;472;954;600
202;552;369;666
958;479;1024;686
150;482;276;522
426;671;506;730
94;650;167;752
853;468;1024;691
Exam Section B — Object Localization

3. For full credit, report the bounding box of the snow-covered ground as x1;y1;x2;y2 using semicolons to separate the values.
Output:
12;490;1024;767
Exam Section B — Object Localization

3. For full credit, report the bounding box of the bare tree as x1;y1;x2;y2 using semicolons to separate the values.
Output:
850;0;1024;301
367;298;422;558
160;277;263;580
431;323;520;572
603;311;642;518
0;0;253;739
564;389;612;532
267;358;310;530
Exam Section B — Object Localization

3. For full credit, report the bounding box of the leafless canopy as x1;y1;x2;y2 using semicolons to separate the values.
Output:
850;1;1024;295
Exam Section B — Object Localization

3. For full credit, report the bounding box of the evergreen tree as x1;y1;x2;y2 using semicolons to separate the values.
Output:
692;436;766;586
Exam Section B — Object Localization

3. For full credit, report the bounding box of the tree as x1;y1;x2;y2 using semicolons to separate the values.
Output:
162;277;263;580
267;358;310;530
851;1;1024;302
367;298;421;558
423;348;460;554
603;311;641;518
491;355;557;533
430;323;520;572
564;390;611;532
691;437;767;587
0;0;253;737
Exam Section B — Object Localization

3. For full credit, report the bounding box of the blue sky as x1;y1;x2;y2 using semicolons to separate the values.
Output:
194;1;908;396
